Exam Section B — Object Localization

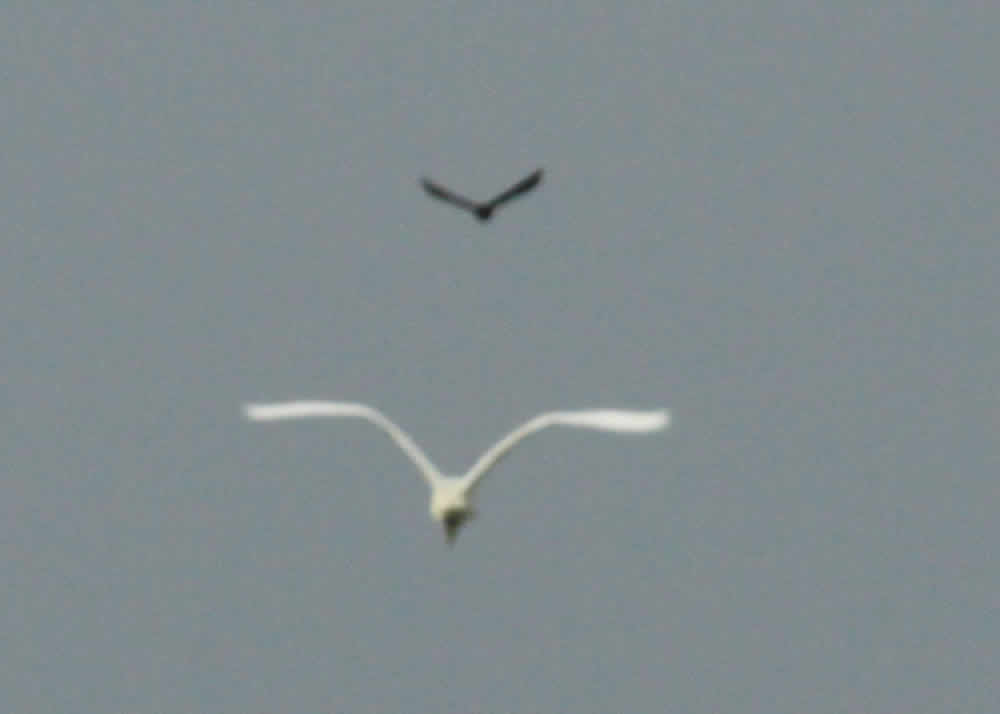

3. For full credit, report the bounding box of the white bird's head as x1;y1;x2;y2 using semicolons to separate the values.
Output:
429;479;476;545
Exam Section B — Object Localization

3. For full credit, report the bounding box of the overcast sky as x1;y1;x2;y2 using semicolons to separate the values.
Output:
3;3;997;712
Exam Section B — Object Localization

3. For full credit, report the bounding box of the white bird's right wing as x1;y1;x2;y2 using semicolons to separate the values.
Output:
243;401;444;487
460;408;670;493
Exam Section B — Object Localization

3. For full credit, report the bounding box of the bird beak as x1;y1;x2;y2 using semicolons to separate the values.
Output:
443;510;467;545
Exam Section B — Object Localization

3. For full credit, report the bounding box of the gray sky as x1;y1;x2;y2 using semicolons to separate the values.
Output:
3;3;997;712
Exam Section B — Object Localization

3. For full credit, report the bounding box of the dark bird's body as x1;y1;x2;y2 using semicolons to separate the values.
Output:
421;169;543;221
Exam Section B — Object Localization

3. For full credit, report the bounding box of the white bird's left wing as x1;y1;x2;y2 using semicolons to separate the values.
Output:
460;408;669;492
243;400;444;487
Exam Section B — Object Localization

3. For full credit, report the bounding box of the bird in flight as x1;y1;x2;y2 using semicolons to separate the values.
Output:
243;400;669;544
420;168;543;222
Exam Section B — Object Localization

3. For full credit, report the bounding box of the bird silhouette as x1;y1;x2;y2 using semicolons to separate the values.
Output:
420;169;543;222
243;400;669;544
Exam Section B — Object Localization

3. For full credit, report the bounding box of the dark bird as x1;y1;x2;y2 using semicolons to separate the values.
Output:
420;169;543;222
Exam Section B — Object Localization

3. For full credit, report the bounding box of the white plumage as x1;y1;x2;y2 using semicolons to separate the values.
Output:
244;400;670;543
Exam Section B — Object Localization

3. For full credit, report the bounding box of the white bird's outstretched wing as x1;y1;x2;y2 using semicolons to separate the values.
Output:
460;408;670;493
243;401;444;487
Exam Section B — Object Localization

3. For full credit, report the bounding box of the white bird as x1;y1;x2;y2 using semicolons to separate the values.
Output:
243;401;670;544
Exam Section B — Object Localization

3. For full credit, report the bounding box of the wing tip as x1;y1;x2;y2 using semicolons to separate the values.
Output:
621;409;670;431
655;409;671;430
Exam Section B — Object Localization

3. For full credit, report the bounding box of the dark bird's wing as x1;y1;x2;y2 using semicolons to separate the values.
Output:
484;169;543;210
420;178;481;214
